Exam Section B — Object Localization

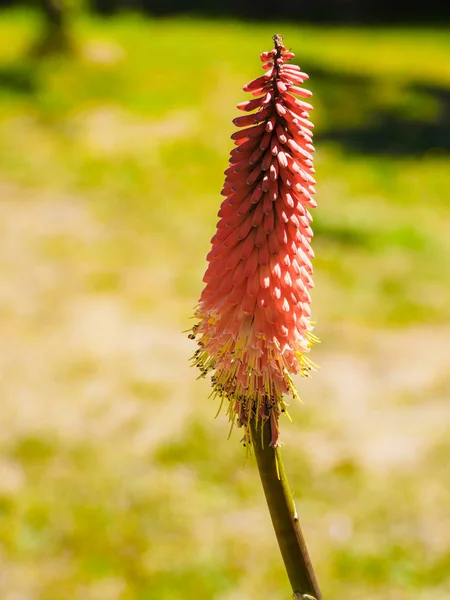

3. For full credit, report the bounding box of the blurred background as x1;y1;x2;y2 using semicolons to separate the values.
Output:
0;1;449;599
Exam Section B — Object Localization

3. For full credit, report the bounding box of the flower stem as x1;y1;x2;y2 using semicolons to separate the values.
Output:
251;420;323;600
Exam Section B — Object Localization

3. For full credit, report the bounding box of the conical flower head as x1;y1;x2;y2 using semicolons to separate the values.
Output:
191;35;318;446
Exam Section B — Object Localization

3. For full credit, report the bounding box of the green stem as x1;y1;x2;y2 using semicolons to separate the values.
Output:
251;420;323;600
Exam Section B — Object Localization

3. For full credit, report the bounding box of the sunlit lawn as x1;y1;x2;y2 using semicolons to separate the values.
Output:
0;9;449;600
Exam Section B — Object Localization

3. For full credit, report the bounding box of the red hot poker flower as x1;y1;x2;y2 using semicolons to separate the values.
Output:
191;35;318;447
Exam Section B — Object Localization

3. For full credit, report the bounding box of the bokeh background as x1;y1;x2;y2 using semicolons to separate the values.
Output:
0;1;449;599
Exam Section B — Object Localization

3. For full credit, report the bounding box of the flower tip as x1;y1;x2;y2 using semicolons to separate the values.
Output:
272;33;284;50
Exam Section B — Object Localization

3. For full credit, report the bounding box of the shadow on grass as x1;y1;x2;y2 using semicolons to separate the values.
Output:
0;63;37;94
309;64;450;155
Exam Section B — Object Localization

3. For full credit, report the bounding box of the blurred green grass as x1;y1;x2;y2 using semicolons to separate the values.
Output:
0;8;449;600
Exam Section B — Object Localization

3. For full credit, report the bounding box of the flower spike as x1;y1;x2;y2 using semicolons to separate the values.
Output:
191;35;318;447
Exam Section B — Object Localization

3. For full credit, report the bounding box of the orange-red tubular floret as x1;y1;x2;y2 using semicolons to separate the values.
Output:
191;38;318;446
